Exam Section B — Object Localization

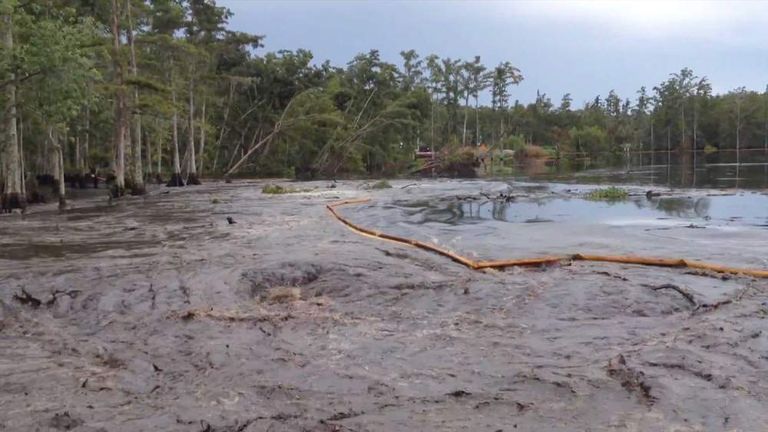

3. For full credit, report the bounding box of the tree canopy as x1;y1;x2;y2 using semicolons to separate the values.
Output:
1;0;767;211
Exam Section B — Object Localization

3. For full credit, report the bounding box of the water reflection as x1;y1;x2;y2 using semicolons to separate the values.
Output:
411;193;766;228
637;196;711;219
506;150;768;189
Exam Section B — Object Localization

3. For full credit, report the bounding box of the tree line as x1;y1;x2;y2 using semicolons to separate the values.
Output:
2;0;767;212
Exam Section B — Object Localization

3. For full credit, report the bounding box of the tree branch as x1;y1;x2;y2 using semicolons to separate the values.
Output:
0;70;43;89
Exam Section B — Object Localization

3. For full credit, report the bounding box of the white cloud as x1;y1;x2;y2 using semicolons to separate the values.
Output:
503;0;766;42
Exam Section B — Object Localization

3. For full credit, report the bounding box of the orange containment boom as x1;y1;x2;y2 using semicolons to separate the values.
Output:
326;199;768;279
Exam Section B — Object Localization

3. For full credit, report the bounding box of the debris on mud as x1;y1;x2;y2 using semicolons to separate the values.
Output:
593;270;629;281
607;354;655;405
198;419;254;432
685;269;733;280
694;283;752;314
644;283;697;306
168;307;278;323
479;191;516;202
48;411;83;431
366;180;392;190
325;409;364;421
265;286;301;303
12;287;42;308
11;287;80;309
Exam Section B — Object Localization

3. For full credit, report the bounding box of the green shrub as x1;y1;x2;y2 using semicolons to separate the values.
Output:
262;184;314;194
570;125;608;157
370;180;392;189
703;144;718;154
262;184;298;194
499;134;526;151
586;186;628;201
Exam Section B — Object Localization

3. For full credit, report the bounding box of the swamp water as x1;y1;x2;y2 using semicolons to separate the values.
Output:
339;181;768;269
497;150;768;189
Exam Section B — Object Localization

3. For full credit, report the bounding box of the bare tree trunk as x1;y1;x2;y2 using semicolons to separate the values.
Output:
736;99;742;167
156;128;162;177
475;96;480;145
167;74;184;187
110;0;126;197
212;80;234;176
19;107;25;197
198;99;206;175
430;96;435;176
186;79;200;184
667;126;671;185
212;146;220;174
146;131;152;175
0;121;4;185
649;120;655;183
430;95;435;151
75;132;81;174
462;95;469;146
1;10;25;211
692;98;698;185
84;99;90;173
48;125;60;184
57;140;66;209
499;111;505;141
680;104;685;151
126;0;144;194
47;126;66;208
180;123;189;173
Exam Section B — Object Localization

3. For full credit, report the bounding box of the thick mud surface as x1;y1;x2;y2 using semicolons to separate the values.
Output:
1;180;768;431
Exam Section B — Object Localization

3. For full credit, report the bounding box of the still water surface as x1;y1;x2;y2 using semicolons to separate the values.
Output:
405;193;768;229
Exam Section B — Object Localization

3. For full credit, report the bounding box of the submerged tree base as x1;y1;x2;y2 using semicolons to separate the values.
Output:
1;193;27;213
130;181;146;196
187;173;201;185
110;185;125;199
58;196;67;210
130;185;147;196
166;173;186;187
125;178;146;196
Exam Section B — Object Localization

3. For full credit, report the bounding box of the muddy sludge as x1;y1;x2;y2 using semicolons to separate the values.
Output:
1;179;767;431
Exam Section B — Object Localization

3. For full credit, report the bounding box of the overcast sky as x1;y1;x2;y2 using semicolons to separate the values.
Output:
219;0;768;106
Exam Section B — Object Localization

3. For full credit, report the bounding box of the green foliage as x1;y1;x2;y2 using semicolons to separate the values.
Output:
570;126;608;157
261;184;312;194
125;76;169;93
586;187;629;201
3;0;767;193
501;134;526;151
369;180;392;189
14;8;99;127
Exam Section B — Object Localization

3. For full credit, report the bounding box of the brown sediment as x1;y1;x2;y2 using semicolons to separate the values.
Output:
2;180;768;431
